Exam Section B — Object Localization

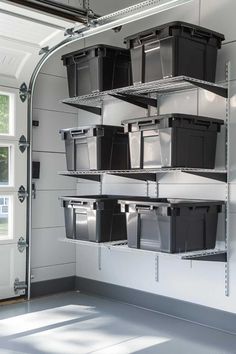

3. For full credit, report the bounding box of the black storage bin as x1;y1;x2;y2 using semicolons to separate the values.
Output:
124;22;224;84
122;114;224;169
62;45;132;97
61;195;127;242
60;125;129;171
119;198;223;253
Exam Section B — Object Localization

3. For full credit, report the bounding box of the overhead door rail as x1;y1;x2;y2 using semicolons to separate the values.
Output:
4;0;99;24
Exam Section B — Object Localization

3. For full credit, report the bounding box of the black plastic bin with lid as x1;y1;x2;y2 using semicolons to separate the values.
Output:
61;195;128;242
122;114;224;169
124;21;224;84
119;198;224;253
62;45;132;97
60;125;130;171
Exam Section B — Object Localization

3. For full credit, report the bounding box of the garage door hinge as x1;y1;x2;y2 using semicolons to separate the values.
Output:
18;186;28;203
14;278;27;295
19;83;30;103
19;135;30;153
17;237;28;253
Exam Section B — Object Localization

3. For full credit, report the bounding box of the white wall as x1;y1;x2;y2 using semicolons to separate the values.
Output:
70;0;236;314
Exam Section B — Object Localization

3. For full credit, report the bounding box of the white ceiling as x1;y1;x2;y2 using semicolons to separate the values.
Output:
0;0;84;87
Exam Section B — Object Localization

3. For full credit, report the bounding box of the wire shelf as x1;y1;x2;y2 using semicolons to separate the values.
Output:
59;238;226;262
62;76;227;108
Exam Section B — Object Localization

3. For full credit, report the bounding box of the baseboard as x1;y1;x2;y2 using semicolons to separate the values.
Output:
75;276;236;335
31;276;76;298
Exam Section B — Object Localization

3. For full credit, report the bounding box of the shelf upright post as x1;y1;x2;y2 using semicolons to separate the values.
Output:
225;61;231;297
99;99;104;196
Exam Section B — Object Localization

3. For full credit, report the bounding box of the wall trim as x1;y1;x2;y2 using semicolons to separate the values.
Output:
76;277;236;335
31;276;76;298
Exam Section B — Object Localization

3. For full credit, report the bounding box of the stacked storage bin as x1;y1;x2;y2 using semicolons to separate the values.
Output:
60;22;225;253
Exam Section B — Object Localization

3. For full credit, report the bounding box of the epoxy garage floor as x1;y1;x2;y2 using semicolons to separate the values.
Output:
0;292;235;354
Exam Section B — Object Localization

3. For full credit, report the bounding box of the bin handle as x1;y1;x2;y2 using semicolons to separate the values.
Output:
191;28;212;39
193;206;210;211
194;119;211;128
137;30;160;44
73;52;88;63
70;129;89;138
135;205;156;212
69;201;89;208
137;118;160;127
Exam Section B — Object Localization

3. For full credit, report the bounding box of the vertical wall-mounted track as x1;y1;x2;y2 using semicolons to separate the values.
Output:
225;61;231;297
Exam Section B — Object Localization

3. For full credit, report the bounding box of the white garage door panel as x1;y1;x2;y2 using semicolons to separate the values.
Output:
0;244;26;299
33;74;76;113
32;109;77;153
32;152;76;191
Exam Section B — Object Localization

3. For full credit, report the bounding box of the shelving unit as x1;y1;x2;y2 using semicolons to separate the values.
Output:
59;168;227;182
60;238;227;262
60;69;230;294
62;76;228;115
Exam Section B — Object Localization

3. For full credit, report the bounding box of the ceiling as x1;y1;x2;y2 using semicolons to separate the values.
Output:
0;0;85;87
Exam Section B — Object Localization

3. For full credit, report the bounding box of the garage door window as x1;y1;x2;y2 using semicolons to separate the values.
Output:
0;93;14;135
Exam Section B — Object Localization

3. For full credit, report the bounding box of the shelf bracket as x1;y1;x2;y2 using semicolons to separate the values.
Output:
182;251;227;262
110;93;157;109
60;172;101;182
62;102;102;115
110;172;157;182
183;171;227;182
183;78;228;98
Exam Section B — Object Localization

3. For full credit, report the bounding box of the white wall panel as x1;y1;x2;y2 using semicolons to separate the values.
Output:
158;183;226;200
31;263;76;283
102;99;147;126
217;42;236;82
31;227;75;268
32;189;75;229
76;181;101;196
159;90;198;115
200;0;236;43
32;151;75;190
76;243;236;312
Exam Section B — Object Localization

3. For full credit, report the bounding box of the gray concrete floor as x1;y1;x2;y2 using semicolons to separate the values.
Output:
0;291;235;354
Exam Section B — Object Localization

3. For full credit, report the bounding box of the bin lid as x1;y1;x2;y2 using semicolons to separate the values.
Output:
61;195;148;202
60;125;123;134
122;113;224;127
118;198;225;208
61;44;129;61
124;21;225;45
